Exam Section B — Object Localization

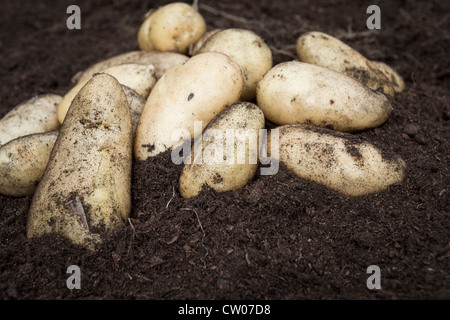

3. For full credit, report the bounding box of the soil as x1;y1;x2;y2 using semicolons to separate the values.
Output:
0;0;449;300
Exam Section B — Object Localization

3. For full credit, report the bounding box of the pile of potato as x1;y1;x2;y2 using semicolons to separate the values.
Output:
0;2;406;249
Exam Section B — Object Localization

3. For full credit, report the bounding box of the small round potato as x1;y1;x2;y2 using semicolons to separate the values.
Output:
0;94;61;147
58;63;156;124
0;131;58;197
72;50;188;84
179;102;265;199
256;61;392;132
137;2;207;54
27;74;133;250
134;52;244;160
197;28;273;101
296;31;404;96
269;125;406;197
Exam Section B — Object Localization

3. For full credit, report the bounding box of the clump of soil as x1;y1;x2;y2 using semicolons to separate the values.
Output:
0;0;449;299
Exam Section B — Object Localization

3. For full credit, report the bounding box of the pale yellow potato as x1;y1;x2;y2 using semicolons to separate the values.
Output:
296;31;405;97
0;94;61;147
190;29;222;55
72;50;188;84
197;28;273;101
137;2;206;54
179;102;265;199
0;131;58;197
269;125;406;197
27;74;133;250
134;52;244;160
256;61;392;132
58;63;156;124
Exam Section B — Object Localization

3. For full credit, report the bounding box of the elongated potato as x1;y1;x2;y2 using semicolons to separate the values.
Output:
58;63;156;124
296;31;404;96
0;94;61;146
134;52;244;160
27;74;132;250
0;131;58;197
269;125;406;197
179;102;265;198
72;50;188;84
137;2;207;54
256;61;392;132
197;28;273;101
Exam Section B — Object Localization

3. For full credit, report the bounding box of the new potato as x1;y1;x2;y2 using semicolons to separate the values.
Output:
134;52;244;159
137;2;207;54
0;131;58;197
27;74;133;250
0;94;61;146
179;102;265;199
269;125;406;197
256;61;392;132
197;28;273;101
296;31;404;96
72;50;188;84
58;63;156;124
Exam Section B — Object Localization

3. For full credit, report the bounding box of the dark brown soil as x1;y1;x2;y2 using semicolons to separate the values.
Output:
0;0;449;300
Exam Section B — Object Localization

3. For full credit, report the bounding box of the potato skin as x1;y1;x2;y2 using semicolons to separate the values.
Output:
0;94;61;147
256;61;392;132
27;74;132;250
137;2;207;54
134;52;244;160
58;63;156;124
270;125;406;197
197;28;273;101
73;50;188;84
179;102;265;199
296;31;401;96
0;131;58;197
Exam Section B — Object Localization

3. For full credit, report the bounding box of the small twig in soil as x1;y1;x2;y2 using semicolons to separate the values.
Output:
199;3;248;24
165;186;176;209
180;207;208;268
269;45;297;60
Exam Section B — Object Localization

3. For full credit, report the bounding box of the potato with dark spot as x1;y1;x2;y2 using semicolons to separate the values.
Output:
0;131;58;197
179;102;265;198
256;61;392;132
296;31;404;96
197;28;273;101
269;125;406;197
0;94;61;147
27;74;132;250
134;52;244;159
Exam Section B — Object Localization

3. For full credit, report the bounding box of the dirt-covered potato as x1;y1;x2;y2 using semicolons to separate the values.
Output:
0;94;61;147
256;61;392;132
0;131;58;197
27;74;132;250
179;102;265;198
72;50;188;84
197;28;273;101
58;63;156;124
137;2;207;54
134;52;244;160
296;31;404;96
269;125;406;197
369;60;405;94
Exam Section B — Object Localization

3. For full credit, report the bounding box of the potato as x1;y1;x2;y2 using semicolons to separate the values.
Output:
134;52;244;160
369;60;405;94
269;125;406;197
120;85;146;137
0;94;61;146
0;131;58;197
137;2;207;54
72;50;188;84
27;74;132;250
296;31;404;96
190;29;222;55
58;63;156;124
179;102;265;199
197;28;273;101
256;61;392;132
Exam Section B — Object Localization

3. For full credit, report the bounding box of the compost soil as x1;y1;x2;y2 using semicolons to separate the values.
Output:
0;0;449;300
